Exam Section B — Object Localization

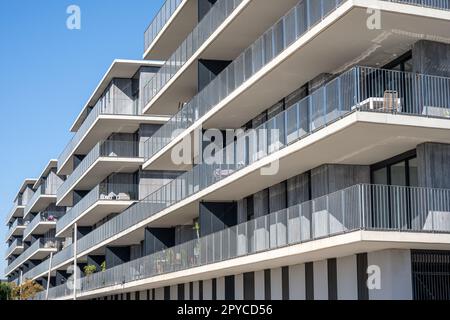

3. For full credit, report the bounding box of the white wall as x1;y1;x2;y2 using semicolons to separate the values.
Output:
368;249;413;300
313;260;328;300
289;264;306;300
337;255;358;300
254;270;265;300
270;267;283;300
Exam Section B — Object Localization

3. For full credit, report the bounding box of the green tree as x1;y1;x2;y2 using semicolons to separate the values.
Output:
0;282;13;300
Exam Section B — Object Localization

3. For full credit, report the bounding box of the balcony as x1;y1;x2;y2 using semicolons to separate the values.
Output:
57;95;164;176
22;258;51;282
141;0;301;115
5;239;24;259
144;0;198;60
23;212;61;241
56;66;450;262
141;0;450;170
4;238;59;277
36;184;450;300
5;201;25;225
23;184;60;220
56;183;138;237
6;218;26;241
56;140;143;207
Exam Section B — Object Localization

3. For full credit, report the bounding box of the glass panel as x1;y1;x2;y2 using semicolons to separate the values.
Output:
373;167;388;185
408;157;418;187
391;162;407;186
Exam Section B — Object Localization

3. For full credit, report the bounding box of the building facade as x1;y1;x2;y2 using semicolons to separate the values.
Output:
4;0;450;300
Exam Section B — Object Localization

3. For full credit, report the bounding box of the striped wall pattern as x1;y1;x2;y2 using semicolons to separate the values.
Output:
95;249;417;301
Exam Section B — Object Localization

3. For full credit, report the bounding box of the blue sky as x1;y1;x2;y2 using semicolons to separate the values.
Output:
0;0;164;278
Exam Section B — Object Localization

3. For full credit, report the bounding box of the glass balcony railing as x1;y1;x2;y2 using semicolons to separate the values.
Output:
35;183;450;300
57;140;141;202
66;66;450;261
58;98;138;172
142;0;450;162
144;0;184;52
6;218;24;241
142;0;244;108
5;239;23;258
5;238;59;276
56;183;139;236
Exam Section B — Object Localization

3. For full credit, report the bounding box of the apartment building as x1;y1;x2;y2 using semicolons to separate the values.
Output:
4;0;450;300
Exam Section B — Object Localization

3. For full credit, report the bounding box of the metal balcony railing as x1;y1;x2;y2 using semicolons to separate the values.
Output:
57;140;141;202
144;0;184;52
56;183;139;235
5;199;24;225
5;239;23;259
6;218;25;241
22;258;51;282
4;238;59;276
23;212;61;240
58;97;138;173
142;0;450;162
142;0;244;108
24;183;61;218
35;183;450;300
67;65;450;262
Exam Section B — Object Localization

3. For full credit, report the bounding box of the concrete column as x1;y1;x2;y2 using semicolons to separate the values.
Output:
412;40;450;77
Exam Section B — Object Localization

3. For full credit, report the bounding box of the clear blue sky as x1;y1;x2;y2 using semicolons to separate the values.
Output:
0;0;164;278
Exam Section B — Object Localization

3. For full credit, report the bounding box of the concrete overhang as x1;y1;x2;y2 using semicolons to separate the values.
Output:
142;0;300;115
64;231;450;300
33;160;58;190
71;59;165;132
75;112;450;257
56;200;136;238
142;0;450;170
58;115;169;175
143;0;198;61
57;158;144;207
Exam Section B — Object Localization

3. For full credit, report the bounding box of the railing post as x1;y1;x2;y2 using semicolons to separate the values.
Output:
360;184;366;230
45;252;53;300
73;223;78;301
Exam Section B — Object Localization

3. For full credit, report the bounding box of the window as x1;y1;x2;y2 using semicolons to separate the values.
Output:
371;150;418;187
